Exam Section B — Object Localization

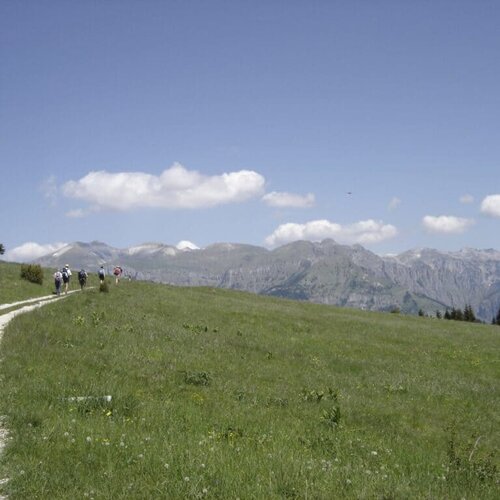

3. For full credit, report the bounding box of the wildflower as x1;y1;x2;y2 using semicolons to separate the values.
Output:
184;476;190;482
371;451;378;456
86;436;92;443
64;432;69;437
164;463;170;469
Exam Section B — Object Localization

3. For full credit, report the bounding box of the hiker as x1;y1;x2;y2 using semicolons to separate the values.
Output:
78;269;88;290
54;269;63;296
98;265;106;284
113;265;123;285
62;264;72;294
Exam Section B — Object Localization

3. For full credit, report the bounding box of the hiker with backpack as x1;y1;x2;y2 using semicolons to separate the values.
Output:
62;264;72;294
113;265;123;285
98;265;106;284
78;269;88;290
54;269;63;296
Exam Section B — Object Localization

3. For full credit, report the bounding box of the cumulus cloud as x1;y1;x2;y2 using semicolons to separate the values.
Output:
264;219;397;248
459;194;474;204
262;191;315;208
4;242;67;263
422;215;474;234
388;197;401;211
62;163;265;212
480;194;500;217
176;240;200;250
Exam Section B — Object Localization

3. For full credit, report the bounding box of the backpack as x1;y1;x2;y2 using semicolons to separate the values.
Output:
78;270;86;280
99;268;105;278
62;269;69;280
54;271;62;284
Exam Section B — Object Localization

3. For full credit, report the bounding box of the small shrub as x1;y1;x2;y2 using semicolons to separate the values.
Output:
20;263;44;285
99;281;109;293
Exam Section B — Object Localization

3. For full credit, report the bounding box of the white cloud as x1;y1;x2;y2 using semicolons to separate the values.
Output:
176;240;200;250
459;194;474;204
480;194;500;217
388;197;401;211
62;163;265;212
262;191;315;208
4;242;67;263
264;219;397;248
422;215;474;234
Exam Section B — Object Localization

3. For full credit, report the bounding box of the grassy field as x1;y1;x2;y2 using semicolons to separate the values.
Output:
0;279;499;498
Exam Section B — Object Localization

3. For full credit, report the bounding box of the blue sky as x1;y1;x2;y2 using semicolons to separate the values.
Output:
1;0;499;261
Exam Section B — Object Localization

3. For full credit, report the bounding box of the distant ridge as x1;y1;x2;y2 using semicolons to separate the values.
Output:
34;239;500;320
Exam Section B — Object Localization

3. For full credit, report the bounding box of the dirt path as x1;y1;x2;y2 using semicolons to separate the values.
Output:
0;293;67;311
0;289;85;499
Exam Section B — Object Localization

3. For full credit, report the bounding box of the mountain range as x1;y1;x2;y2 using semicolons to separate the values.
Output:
34;240;500;321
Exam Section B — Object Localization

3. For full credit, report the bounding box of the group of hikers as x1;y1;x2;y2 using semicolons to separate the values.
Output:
53;264;123;295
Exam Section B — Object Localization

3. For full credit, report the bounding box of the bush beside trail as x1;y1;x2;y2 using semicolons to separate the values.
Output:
20;264;44;285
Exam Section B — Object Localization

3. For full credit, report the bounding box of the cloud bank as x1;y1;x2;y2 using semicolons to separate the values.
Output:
262;191;315;208
265;219;397;247
422;215;474;234
4;242;67;263
63;163;265;212
480;194;500;217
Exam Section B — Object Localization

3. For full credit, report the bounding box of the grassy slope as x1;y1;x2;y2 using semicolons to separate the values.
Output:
0;281;499;499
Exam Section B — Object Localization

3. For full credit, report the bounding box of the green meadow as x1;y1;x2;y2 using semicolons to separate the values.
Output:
0;276;499;498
